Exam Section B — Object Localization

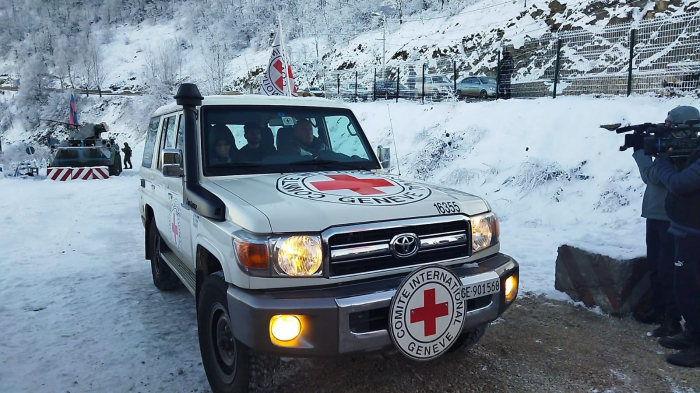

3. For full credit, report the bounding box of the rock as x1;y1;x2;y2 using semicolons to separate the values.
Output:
554;244;652;316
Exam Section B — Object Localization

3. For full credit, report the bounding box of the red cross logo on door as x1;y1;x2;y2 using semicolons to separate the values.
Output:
410;288;449;337
310;174;394;195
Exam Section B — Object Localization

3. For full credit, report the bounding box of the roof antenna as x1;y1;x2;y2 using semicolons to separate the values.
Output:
386;103;402;176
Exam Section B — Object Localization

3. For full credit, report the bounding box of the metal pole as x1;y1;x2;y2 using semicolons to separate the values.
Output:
422;63;426;104
337;74;340;97
453;60;457;96
553;39;562;99
627;29;636;97
496;51;501;101
373;68;377;101
355;70;358;102
382;16;386;80
396;68;400;103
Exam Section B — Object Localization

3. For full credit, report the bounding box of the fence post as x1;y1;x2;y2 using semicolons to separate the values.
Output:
453;60;457;97
553;39;562;99
373;68;377;101
355;70;358;102
337;74;340;97
496;51;501;100
422;63;426;104
396;68;400;103
627;28;637;97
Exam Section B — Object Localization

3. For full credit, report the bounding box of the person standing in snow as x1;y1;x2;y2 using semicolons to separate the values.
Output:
653;105;700;368
630;110;685;338
122;142;133;169
499;49;514;99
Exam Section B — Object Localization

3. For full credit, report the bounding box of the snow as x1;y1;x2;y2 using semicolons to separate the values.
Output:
1;95;699;391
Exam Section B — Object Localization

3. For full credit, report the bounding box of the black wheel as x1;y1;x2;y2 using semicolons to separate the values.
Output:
449;324;487;353
479;90;488;99
149;219;180;291
198;272;279;393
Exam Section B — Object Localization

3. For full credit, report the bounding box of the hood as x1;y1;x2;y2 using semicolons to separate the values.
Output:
210;171;489;233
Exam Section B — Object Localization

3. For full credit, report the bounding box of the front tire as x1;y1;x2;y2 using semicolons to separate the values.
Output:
479;90;488;99
449;324;487;352
149;219;180;291
198;272;279;393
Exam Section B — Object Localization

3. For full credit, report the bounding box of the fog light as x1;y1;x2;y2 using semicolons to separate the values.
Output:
505;275;518;303
270;315;301;342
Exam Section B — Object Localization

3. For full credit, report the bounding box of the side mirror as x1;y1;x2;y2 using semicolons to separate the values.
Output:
162;148;184;177
377;145;391;170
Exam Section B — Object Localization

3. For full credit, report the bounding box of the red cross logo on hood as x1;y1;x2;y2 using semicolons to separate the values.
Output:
310;174;394;195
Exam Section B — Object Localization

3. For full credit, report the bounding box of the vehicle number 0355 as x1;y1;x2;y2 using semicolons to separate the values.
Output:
434;202;460;214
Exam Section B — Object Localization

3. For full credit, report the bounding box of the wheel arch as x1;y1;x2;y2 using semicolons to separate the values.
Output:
196;239;227;302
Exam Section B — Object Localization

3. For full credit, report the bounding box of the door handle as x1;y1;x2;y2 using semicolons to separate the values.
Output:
151;184;156;191
168;193;173;200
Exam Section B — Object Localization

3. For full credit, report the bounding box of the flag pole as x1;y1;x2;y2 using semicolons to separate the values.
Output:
277;13;292;97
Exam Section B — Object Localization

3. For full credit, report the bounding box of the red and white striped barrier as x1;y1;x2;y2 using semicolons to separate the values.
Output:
92;167;109;179
47;167;73;181
48;166;110;181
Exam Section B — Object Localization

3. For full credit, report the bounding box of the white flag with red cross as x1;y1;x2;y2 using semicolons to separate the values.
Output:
260;25;297;97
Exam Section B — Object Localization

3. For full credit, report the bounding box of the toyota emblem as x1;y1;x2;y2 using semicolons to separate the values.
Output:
390;233;420;258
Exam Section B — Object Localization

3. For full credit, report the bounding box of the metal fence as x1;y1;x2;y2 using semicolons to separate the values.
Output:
318;12;700;102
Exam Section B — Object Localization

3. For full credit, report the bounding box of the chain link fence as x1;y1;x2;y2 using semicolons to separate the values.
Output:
315;12;699;102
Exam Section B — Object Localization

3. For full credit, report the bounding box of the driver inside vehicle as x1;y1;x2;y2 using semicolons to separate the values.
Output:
209;124;237;165
279;119;328;156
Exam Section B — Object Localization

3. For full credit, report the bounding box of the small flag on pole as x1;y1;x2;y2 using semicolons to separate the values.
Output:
69;93;78;126
260;18;297;97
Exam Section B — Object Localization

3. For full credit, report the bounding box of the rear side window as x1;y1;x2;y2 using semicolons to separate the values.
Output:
142;117;160;168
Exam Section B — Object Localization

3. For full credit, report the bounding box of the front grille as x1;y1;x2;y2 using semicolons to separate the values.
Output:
349;296;492;334
327;217;470;277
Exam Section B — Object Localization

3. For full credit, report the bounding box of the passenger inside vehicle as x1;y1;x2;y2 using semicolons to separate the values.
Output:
208;124;237;165
238;123;277;162
277;119;328;156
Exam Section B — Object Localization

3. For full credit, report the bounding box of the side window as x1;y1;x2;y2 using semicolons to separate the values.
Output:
158;115;177;168
142;117;160;168
176;114;184;149
325;116;369;159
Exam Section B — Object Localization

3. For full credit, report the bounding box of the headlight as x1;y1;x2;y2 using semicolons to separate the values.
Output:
471;212;499;253
233;232;324;277
275;235;323;276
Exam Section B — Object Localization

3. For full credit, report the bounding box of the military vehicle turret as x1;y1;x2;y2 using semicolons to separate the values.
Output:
49;122;123;176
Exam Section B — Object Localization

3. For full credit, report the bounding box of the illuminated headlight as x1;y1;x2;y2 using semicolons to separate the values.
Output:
274;235;323;276
471;212;500;253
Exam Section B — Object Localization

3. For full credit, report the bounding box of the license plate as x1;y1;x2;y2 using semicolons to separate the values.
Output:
461;278;500;300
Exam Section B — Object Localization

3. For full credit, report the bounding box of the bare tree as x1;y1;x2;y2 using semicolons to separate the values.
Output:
88;40;106;97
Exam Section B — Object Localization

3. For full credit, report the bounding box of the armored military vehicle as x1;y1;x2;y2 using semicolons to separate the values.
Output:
49;122;123;176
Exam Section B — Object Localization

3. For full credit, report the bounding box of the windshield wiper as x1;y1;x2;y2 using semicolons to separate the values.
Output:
289;159;369;171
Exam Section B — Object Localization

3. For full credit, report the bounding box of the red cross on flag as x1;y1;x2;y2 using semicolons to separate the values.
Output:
260;22;297;97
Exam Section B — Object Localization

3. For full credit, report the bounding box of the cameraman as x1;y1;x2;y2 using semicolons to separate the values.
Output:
654;105;700;368
631;117;678;337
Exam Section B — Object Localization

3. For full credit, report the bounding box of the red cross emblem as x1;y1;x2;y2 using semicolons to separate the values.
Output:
410;288;449;337
171;212;179;239
273;59;285;90
310;174;394;195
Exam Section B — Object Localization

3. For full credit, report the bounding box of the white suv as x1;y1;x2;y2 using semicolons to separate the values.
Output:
139;84;519;393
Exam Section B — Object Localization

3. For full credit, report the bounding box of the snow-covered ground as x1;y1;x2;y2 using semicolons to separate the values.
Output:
1;95;699;391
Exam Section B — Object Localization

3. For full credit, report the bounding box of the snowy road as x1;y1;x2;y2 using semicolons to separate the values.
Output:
0;174;207;392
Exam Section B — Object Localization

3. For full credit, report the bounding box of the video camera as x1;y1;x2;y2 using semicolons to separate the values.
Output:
600;119;700;157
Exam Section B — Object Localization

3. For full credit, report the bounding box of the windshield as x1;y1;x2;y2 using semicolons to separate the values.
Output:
201;106;381;176
479;77;497;84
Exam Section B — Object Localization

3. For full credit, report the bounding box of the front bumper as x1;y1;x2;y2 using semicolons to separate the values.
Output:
227;253;518;357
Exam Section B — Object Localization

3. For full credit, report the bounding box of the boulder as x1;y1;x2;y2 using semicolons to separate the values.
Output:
555;244;652;316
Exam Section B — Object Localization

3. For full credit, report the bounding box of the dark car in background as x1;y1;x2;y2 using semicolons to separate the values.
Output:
456;76;497;99
374;80;419;100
